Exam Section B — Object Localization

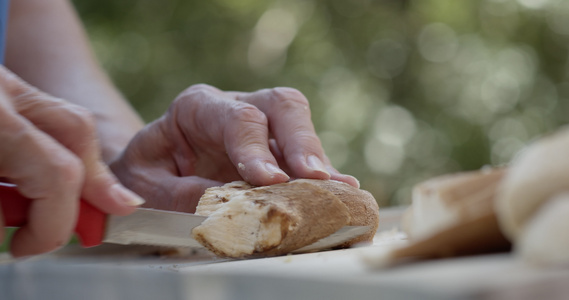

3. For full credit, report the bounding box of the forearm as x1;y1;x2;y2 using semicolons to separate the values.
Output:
5;0;144;162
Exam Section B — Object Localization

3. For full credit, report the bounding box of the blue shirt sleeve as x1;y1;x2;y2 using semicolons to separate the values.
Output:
0;0;10;64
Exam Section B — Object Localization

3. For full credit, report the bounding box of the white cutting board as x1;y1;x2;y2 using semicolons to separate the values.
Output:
3;206;569;300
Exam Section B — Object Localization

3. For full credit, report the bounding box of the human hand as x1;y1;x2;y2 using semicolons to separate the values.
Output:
110;84;359;213
0;66;144;257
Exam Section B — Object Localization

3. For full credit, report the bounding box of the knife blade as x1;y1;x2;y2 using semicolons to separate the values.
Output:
104;208;206;248
293;225;370;253
0;182;206;248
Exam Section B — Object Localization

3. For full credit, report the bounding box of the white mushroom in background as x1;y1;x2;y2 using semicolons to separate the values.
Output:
496;126;569;266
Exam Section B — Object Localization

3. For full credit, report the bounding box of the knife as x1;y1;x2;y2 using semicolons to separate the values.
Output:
0;183;370;251
0;182;206;248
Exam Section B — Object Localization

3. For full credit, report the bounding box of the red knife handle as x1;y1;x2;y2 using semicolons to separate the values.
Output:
0;183;106;247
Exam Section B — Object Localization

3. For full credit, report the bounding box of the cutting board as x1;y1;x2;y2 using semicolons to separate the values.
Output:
2;207;569;300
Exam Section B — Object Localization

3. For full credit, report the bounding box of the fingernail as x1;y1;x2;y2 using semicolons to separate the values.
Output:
349;175;361;188
326;166;359;188
307;155;330;176
265;163;290;180
111;183;145;206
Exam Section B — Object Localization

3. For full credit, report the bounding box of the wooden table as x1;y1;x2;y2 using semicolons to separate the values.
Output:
2;207;569;300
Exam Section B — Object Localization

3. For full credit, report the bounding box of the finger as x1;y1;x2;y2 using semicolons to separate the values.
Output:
236;88;331;180
268;138;295;176
172;85;289;186
269;135;359;187
80;159;144;216
2;66;143;215
0;99;81;257
322;156;360;188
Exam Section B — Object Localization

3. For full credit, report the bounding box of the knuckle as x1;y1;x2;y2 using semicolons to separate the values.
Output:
170;96;197;120
19;153;84;201
57;104;97;135
187;83;215;92
230;103;268;126
181;84;218;99
296;131;322;146
48;154;84;188
172;84;217;111
170;96;187;113
270;87;310;108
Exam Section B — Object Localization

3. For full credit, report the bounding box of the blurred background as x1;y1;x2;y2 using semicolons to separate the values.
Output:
73;0;569;207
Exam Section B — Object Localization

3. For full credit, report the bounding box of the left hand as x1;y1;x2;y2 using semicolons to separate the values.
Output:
0;66;143;257
110;84;358;213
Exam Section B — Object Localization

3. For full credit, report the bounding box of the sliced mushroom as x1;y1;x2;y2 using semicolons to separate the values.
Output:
192;181;351;258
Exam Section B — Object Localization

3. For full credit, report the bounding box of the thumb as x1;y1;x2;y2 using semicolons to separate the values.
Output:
168;176;223;213
1;66;144;215
118;170;222;214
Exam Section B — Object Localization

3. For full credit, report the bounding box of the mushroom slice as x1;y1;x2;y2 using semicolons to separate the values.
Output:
192;181;351;258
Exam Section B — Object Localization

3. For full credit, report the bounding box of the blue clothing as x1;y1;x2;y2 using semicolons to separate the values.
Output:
0;0;9;64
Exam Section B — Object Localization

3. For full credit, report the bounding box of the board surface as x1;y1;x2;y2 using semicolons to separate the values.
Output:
2;207;569;300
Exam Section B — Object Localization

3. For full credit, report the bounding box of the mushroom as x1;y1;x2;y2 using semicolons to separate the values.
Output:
192;179;379;258
517;193;569;266
495;126;569;242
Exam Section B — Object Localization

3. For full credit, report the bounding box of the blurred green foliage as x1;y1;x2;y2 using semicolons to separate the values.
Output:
73;0;569;207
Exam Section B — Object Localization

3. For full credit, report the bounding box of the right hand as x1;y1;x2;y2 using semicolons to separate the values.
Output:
110;84;359;213
0;66;144;257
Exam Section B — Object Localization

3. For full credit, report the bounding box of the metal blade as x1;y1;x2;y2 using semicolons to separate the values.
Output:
104;208;207;248
292;226;370;253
